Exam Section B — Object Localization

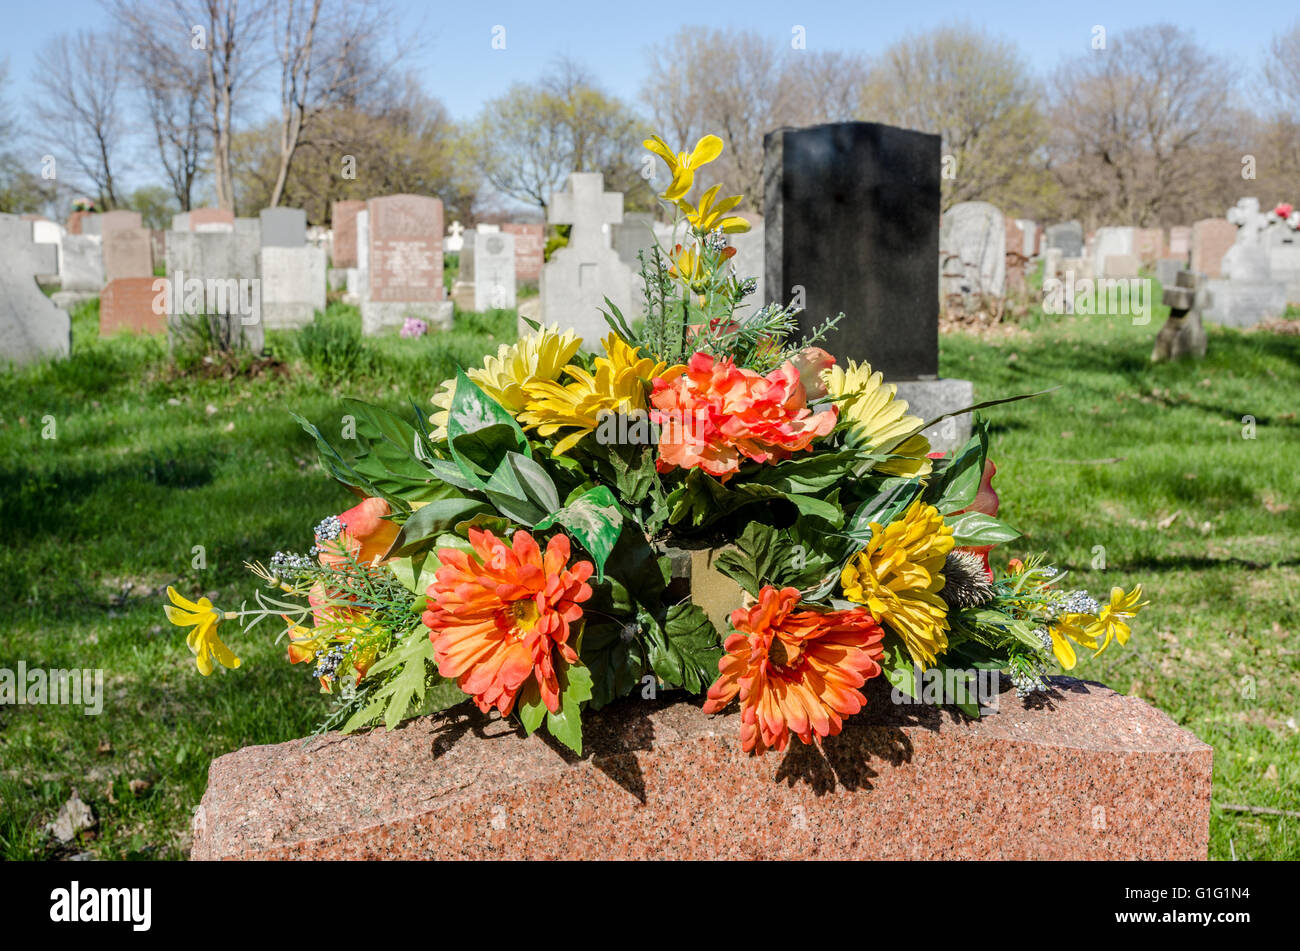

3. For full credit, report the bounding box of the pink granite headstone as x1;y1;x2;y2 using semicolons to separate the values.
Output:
361;194;451;334
99;209;143;239
1134;228;1164;266
502;222;545;281
190;207;235;233
100;277;166;335
331;199;366;268
191;678;1212;861
1169;226;1191;258
1191;218;1237;278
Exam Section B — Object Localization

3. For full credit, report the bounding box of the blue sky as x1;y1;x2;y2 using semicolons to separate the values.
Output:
3;0;1296;189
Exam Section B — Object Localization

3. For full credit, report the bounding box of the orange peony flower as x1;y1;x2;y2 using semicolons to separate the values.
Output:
649;353;837;482
703;586;885;754
316;496;401;569
422;529;594;716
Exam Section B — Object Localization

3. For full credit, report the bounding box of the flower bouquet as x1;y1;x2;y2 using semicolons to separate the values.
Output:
165;132;1148;756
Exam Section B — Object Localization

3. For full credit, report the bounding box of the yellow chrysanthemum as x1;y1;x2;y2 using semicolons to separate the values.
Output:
677;184;750;234
1090;585;1147;656
518;334;668;455
823;359;932;478
164;586;240;676
643;133;724;201
429;325;581;440
839;500;955;666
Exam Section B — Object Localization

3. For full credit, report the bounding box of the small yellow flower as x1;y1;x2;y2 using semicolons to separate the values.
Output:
429;325;582;440
164;586;240;675
519;334;668;455
1047;613;1098;670
840;500;955;666
643;133;724;201
677;184;750;234
823;359;932;477
1089;585;1147;656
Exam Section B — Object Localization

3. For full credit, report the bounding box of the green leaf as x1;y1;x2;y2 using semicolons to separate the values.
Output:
388;552;429;593
879;635;919;700
946;511;1021;547
291;412;379;499
580;620;647;709
384;497;493;559
545;662;594;755
713;520;839;596
342;634;464;734
447;368;530;485
747;449;873;494
516;682;547;735
534;486;624;579
846;477;924;542
926;420;989;513
646;603;723;694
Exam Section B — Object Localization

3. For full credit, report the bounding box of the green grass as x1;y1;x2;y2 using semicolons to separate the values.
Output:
1;287;1297;860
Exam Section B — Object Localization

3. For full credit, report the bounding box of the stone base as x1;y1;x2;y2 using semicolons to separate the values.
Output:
190;678;1211;860
1202;279;1288;327
891;378;975;454
50;290;99;309
360;299;453;336
262;303;319;330
450;280;475;313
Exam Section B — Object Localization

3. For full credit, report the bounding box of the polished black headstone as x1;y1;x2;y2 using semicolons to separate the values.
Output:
763;121;940;380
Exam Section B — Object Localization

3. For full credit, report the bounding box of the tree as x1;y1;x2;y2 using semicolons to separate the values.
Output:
128;185;180;230
1048;24;1238;227
860;25;1049;213
31;30;128;208
475;60;646;212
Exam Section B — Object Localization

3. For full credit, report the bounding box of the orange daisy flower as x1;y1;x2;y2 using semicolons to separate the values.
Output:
703;586;885;754
422;529;594;717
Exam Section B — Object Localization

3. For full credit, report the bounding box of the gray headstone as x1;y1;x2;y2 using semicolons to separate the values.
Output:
940;201;1006;302
1103;253;1140;280
172;212;192;232
1092;227;1136;277
1014;219;1037;258
234;219;261;278
539;173;633;348
103;227;153;281
59;234;104;292
259;207;307;248
611;212;657;268
474;230;516;311
764;121;942;380
1046;221;1083;257
1156;258;1185;289
260;245;326;328
164;230;264;350
728;213;765;319
0;216;70;366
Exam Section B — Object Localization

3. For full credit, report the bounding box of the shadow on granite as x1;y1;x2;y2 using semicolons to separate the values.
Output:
191;676;1211;860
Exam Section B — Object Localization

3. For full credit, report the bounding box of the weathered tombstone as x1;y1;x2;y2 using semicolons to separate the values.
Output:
1151;271;1207;362
55;234;104;303
99;209;143;240
171;212;192;232
502;223;544;283
234;218;262;277
1092;227;1136;278
728;213;766;318
474;231;517;311
31;219;63;283
1155;258;1185;288
539;173;633;347
361;194;452;335
0;216;70;366
1134;228;1164;266
1013;219;1037;259
611;212;657;268
191;207;235;233
1168;226;1191;258
940;201;1006;304
451;228;477;311
1043;247;1063;283
445;220;465;253
1045;221;1083;257
345;210;369;304
260;245;326;329
164;230;264;351
1004;217;1026;292
259;207;307;247
150;230;166;270
100;277;167;336
103;227;153;281
1190;218;1236;278
1103;254;1140;280
764;121;972;451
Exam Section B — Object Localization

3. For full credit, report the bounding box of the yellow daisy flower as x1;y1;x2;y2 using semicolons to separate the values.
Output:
677;184;750;234
840;500;955;666
519;334;668;455
164;586;240;675
429;325;581;441
1089;585;1147;656
823;359;932;478
643;133;724;201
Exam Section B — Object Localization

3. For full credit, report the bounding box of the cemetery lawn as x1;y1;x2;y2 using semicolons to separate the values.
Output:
1;291;1297;860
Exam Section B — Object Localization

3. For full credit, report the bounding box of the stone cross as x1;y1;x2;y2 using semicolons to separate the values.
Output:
550;173;623;256
0;216;70;365
1151;271;1207;362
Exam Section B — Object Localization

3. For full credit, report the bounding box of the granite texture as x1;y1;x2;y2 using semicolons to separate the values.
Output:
191;677;1212;861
